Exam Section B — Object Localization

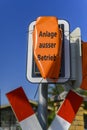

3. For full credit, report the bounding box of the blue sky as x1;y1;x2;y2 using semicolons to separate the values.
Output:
0;0;87;105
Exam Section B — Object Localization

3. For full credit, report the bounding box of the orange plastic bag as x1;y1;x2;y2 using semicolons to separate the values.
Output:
33;16;62;80
80;42;87;90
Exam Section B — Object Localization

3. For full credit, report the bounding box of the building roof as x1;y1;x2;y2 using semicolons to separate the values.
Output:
0;99;53;111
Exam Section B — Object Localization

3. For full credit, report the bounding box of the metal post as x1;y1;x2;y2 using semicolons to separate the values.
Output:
38;83;48;130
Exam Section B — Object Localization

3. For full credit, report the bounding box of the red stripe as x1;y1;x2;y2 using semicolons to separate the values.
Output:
58;90;83;123
6;87;34;122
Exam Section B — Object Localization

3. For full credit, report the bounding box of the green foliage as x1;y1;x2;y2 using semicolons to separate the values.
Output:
48;110;55;126
48;84;64;126
84;101;87;109
75;88;87;96
48;84;64;97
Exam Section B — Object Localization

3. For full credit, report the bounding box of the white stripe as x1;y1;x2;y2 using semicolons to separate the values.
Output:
20;114;42;130
48;115;71;130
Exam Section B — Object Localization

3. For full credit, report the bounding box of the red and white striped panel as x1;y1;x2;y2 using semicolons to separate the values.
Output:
6;87;42;130
48;90;83;130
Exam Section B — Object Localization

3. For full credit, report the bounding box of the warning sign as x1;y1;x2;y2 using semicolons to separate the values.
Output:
33;16;62;79
27;19;70;83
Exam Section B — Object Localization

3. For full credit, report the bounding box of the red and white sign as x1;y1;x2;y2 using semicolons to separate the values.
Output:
48;90;83;130
6;87;42;130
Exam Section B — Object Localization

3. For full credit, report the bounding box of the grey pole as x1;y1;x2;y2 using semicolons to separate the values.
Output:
38;83;48;130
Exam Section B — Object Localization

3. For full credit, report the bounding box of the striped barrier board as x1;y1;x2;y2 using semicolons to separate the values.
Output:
48;90;83;130
6;87;42;130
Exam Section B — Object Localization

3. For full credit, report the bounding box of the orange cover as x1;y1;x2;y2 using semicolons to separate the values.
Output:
33;16;62;80
80;42;87;90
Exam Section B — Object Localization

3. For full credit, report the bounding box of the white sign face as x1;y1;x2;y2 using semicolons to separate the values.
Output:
26;20;70;83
